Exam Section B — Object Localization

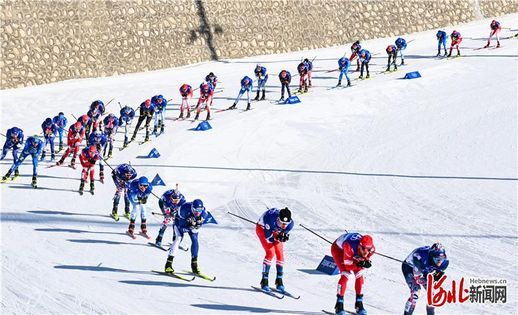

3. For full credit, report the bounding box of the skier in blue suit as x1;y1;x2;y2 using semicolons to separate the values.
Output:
119;105;136;147
164;199;208;274
126;176;153;237
436;30;448;56
228;76;253;111
337;57;351;87
52;112;67;151
1;127;24;167
110;163;137;220
2;136;43;187
254;65;269;101
41;117;58;161
402;243;449;315
358;49;371;79
155;188;186;246
395;37;407;65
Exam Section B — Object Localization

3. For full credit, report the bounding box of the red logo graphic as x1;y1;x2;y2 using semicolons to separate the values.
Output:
427;273;469;307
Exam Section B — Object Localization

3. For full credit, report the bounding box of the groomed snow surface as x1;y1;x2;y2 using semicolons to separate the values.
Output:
1;15;517;315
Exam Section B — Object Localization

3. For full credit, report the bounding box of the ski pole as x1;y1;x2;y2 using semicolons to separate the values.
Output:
227;211;256;225
300;224;333;244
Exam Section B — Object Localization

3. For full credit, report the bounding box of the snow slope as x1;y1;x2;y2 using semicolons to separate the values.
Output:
1;15;517;314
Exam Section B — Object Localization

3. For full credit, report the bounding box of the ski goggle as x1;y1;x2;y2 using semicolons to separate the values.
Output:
359;245;374;253
433;255;445;265
192;206;204;215
276;217;291;228
138;183;148;189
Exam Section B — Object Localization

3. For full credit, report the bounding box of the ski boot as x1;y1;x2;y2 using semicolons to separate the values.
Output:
90;181;95;195
401;59;405;66
245;103;251;111
140;220;148;237
152;125;157;135
386;66;390;72
228;103;237;110
178;112;184;120
436;51;441;57
444;51;448;57
194;112;200;121
51;153;56;162
99;171;104;184
254;90;260;101
347;79;351;87
111;210;119;221
127;219;135;237
308;79;312;87
355;294;367;315
484;41;490;48
165;255;174;273
279;97;285;102
160;124;164;134
191;257;201;274
144;131;149;142
205;112;211;121
496;41;500;48
457;51;461;56
155;234;163;247
260;277;269;290
124;206;130;220
70;157;76;169
366;73;370;79
40;151;46;161
107;148;113;158
2;171;12;182
337;80;342;87
426;305;435;315
79;179;85;195
260;90;265;100
358;75;363;79
31;175;37;188
13;169;19;179
335;295;345;315
186;111;191;119
275;276;285;292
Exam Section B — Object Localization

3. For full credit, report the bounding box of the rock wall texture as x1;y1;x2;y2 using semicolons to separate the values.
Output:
1;0;516;89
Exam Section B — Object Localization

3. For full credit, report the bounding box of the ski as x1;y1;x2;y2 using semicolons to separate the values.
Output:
272;288;300;299
148;242;168;251
139;231;151;239
126;230;136;239
79;190;84;196
322;309;357;315
185;271;216;282
138;140;151;145
251;286;284;299
151;270;195;282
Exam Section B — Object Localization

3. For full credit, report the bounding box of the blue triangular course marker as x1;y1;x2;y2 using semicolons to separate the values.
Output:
147;148;160;158
203;211;218;224
151;174;166;186
283;96;301;104
404;71;421;79
195;121;212;131
316;255;339;275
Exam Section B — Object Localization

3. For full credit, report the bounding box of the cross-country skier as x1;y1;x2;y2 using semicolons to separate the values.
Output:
337;56;351;86
78;144;101;195
297;62;309;93
40;117;58;162
278;70;292;102
349;40;362;71
164;199;208;274
102;113;119;159
386;45;398;72
303;58;313;87
228;76;253;111
86;100;105;135
88;130;107;183
194;83;214;121
127;176;153;238
151;95;167;135
448;30;462;57
155;188;186;246
395;37;407;65
331;232;375;315
2;135;43;187
254;64;268;101
0;127;24;170
358;49;371;79
436;30;448;56
52;112;67;152
77;114;91;129
130;99;155;143
110;163;137;221
119;105;135;148
205;72;218;89
256;207;294;292
179;84;193;119
56;121;85;168
485;20;502;48
402;243;449;315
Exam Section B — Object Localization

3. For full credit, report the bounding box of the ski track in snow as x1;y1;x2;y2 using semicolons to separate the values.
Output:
1;14;517;314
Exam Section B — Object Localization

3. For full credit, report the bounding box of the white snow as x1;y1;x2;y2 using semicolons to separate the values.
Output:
1;15;517;314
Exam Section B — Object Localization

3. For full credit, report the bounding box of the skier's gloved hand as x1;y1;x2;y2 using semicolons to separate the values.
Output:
356;259;372;268
187;216;197;228
414;275;424;285
138;196;147;204
433;270;444;282
276;231;290;242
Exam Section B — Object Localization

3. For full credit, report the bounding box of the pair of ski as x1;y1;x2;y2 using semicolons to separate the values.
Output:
151;270;216;282
46;163;76;170
251;286;300;300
